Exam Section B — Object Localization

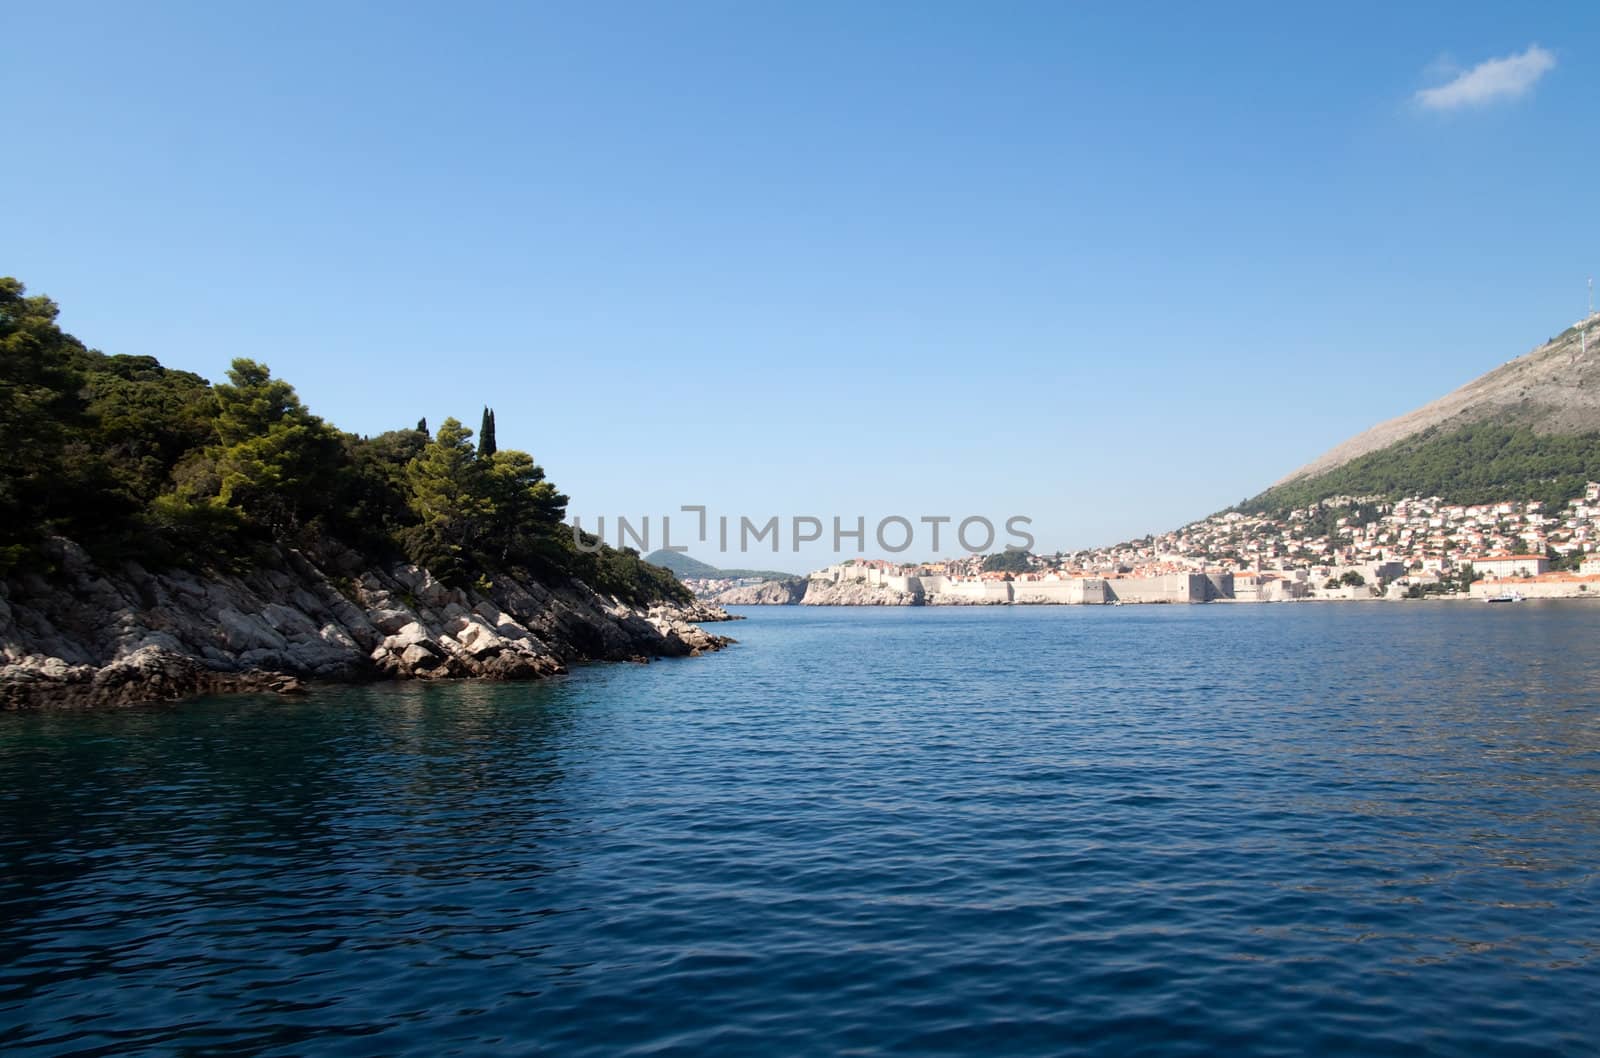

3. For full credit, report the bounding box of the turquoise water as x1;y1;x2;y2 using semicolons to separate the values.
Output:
3;603;1599;1056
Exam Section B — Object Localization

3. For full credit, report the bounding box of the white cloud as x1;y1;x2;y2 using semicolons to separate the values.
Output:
1414;45;1556;110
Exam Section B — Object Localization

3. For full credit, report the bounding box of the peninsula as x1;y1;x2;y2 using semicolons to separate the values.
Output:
0;279;731;708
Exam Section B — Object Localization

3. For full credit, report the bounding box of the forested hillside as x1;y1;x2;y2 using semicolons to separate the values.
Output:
1238;421;1600;516
0;278;685;604
1265;310;1600;498
642;550;794;581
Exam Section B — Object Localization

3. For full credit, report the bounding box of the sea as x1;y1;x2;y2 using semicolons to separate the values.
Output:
3;603;1598;1057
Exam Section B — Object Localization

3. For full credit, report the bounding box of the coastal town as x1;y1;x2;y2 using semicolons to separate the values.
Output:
690;483;1600;605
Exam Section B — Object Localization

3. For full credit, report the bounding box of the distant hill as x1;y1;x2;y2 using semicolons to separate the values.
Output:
1243;314;1600;514
643;550;794;582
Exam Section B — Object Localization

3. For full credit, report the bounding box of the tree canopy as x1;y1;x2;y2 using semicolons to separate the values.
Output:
981;549;1033;573
0;278;685;603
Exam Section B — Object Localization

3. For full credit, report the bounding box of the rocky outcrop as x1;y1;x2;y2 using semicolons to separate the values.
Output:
669;598;745;625
0;537;733;710
800;580;918;606
925;592;1009;606
711;576;923;606
711;579;808;605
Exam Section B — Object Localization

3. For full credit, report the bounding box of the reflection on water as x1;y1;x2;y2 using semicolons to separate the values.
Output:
2;603;1598;1057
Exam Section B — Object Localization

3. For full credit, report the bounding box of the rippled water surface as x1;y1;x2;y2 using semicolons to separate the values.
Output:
3;603;1599;1056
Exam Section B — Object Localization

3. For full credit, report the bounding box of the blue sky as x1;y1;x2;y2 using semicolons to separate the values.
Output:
5;2;1597;572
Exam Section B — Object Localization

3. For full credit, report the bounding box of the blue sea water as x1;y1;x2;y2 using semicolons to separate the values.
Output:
2;603;1598;1057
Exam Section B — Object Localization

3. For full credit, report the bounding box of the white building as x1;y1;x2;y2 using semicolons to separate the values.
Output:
1469;553;1549;579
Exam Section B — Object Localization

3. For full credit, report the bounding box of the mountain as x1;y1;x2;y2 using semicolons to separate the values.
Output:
643;550;795;582
1243;313;1600;513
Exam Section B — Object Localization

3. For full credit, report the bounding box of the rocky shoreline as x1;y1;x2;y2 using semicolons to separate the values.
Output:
1;538;735;710
708;578;809;605
710;578;924;606
711;578;951;606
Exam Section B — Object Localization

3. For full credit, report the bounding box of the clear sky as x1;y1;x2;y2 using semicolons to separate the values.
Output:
6;2;1598;572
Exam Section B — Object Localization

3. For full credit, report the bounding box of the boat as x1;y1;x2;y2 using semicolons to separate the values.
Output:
1485;591;1524;604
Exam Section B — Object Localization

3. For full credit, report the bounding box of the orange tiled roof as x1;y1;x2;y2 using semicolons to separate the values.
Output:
1501;572;1600;583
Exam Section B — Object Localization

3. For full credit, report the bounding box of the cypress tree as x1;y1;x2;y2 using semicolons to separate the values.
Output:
478;407;497;457
416;417;428;436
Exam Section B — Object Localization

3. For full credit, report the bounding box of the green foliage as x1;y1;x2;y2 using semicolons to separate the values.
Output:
395;418;577;586
407;418;489;530
1241;422;1600;515
213;361;343;531
1404;565;1477;599
1298;501;1380;543
981;549;1033;573
83;356;217;509
333;427;429;554
1546;545;1584;572
144;491;252;567
399;417;492;582
1339;570;1366;587
478;406;497;457
139;358;348;554
0;277;686;605
561;532;692;605
0;279;91;549
482;449;567;557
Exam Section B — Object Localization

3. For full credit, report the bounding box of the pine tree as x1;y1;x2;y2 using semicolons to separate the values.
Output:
483;449;567;561
478;407;497;457
416;417;428;436
401;417;489;582
204;359;339;533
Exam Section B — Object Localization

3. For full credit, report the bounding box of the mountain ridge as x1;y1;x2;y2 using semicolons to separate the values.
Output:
1274;314;1600;489
642;550;795;582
